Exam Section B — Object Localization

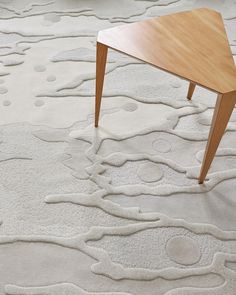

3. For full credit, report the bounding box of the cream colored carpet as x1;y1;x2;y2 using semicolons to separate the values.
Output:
0;0;236;294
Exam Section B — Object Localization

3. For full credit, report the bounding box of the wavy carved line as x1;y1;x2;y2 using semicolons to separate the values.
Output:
5;283;132;295
1;219;236;281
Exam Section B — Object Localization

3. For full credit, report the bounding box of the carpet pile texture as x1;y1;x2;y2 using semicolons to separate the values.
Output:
0;0;236;294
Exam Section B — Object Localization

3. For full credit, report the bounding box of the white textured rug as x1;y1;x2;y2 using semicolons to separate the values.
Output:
0;0;236;294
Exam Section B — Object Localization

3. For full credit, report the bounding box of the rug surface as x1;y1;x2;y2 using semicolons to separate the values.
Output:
0;0;236;294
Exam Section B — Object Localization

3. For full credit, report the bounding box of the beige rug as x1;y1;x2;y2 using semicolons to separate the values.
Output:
0;0;236;294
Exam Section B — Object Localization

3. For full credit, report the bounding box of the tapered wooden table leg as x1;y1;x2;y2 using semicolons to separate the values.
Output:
95;42;108;127
96;9;236;182
187;82;196;100
199;92;236;183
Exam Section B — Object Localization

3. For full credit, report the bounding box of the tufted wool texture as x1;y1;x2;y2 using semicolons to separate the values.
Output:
0;0;236;294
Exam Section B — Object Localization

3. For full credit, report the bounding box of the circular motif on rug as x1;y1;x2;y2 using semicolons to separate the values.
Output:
0;87;8;94
166;236;201;265
137;162;163;183
197;115;211;126
34;65;46;72
47;75;56;82
152;139;171;153
122;102;138;112
2;100;11;106
35;99;45;107
170;81;181;88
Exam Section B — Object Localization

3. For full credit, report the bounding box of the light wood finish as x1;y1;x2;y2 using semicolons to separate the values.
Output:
199;92;236;184
95;42;108;127
187;82;196;100
95;8;236;183
98;8;236;94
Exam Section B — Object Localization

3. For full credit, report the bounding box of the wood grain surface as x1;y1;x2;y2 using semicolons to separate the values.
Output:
98;8;236;94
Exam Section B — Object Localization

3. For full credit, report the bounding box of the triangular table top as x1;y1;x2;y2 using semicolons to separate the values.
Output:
98;8;236;94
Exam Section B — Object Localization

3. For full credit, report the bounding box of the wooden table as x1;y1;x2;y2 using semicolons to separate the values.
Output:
94;8;236;184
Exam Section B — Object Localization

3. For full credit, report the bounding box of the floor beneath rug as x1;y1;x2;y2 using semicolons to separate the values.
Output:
0;0;236;294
